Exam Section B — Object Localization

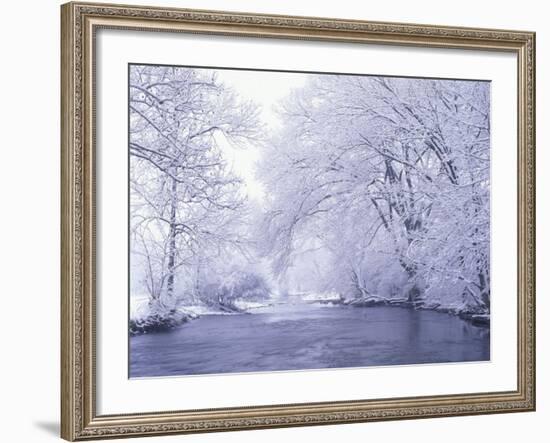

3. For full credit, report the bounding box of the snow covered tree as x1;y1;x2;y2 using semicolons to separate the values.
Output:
259;75;490;312
129;65;261;314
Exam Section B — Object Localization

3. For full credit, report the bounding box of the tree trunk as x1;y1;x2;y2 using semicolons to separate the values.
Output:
193;255;202;304
166;177;178;302
478;270;490;309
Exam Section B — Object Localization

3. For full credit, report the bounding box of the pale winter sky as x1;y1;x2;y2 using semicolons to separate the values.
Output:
213;69;308;203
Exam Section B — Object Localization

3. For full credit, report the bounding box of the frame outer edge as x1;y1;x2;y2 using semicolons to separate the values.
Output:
517;31;536;411
61;2;77;441
532;31;536;411
527;31;536;411
60;1;536;439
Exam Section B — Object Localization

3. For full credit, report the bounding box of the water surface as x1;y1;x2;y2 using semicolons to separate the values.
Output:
130;303;490;377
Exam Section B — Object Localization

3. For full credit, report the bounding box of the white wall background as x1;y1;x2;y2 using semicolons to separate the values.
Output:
0;1;546;442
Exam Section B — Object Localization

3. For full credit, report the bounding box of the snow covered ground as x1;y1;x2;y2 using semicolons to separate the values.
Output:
298;292;342;302
130;293;275;325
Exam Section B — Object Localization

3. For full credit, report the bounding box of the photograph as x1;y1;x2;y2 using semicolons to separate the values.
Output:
128;64;491;378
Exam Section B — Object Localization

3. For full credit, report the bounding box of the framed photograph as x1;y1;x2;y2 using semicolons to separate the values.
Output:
61;1;536;440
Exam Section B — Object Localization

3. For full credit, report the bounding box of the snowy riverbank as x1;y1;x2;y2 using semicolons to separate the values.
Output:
340;293;490;327
129;295;275;335
130;289;489;336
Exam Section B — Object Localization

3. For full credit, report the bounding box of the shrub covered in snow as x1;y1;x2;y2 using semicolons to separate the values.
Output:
129;308;195;335
129;293;200;335
200;270;271;311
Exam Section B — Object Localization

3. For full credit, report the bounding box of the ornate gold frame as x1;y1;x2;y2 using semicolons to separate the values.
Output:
61;2;536;440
